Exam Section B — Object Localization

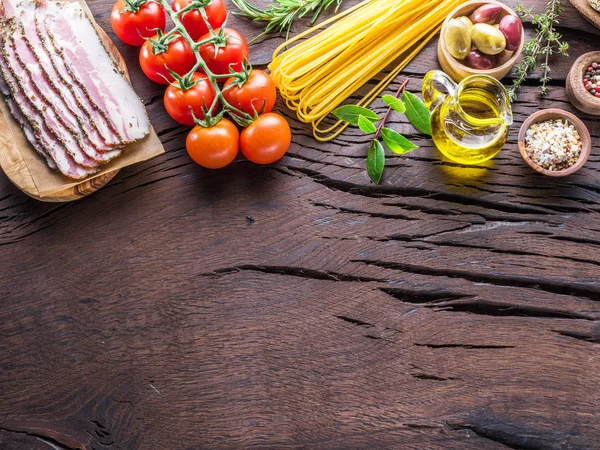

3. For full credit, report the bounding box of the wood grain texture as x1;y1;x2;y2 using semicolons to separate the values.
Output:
0;0;599;448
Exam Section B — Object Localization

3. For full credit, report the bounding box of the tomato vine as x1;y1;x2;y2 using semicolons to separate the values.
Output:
147;0;257;127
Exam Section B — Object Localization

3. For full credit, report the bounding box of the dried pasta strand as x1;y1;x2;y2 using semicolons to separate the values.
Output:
269;0;463;142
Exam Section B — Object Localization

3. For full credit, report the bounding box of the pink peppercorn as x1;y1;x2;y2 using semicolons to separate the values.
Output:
583;61;600;97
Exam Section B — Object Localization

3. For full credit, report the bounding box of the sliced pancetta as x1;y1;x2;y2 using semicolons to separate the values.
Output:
0;0;149;179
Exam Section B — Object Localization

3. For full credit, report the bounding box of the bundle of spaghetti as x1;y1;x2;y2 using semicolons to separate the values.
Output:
269;0;463;141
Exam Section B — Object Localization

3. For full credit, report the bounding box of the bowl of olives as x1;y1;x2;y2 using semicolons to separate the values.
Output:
438;0;524;82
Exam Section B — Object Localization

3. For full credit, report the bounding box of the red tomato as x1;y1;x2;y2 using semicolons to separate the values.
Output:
199;28;249;79
164;73;217;126
111;0;166;47
139;34;195;84
186;119;239;169
240;113;291;165
223;70;277;117
172;0;227;41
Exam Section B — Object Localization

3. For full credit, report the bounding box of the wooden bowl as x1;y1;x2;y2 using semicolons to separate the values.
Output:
0;0;164;202
568;0;600;31
518;109;592;177
566;51;600;116
438;0;525;82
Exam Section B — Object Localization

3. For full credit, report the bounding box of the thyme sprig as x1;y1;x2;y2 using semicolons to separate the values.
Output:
230;0;342;41
507;0;569;101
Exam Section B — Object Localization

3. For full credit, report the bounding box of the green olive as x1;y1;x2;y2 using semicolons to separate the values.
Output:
471;23;507;55
455;16;473;34
444;18;471;60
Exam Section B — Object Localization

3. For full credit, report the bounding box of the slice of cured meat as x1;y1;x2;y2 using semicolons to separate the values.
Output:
7;96;57;170
0;57;96;179
41;0;150;143
10;20;121;163
32;13;123;148
3;37;99;168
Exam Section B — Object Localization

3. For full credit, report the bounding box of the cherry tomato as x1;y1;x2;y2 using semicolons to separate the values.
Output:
186;119;239;169
199;28;249;80
111;0;166;47
223;70;277;117
172;0;227;41
164;73;217;126
240;113;291;165
139;34;195;84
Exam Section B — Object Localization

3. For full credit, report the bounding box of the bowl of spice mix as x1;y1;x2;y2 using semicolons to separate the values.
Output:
566;51;600;116
518;109;592;177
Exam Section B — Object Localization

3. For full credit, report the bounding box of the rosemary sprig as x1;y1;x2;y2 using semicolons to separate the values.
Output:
230;0;342;41
507;0;569;101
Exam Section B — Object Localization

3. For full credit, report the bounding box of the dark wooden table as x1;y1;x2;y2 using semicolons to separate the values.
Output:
1;0;600;448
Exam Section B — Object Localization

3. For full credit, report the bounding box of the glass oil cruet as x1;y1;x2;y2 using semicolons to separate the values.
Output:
422;70;513;165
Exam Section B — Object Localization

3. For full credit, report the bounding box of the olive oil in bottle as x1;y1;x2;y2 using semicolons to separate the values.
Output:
423;71;513;165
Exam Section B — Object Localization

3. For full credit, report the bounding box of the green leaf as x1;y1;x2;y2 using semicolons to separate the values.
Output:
382;95;406;114
381;128;419;154
357;115;377;134
402;91;432;136
367;139;385;184
332;105;380;125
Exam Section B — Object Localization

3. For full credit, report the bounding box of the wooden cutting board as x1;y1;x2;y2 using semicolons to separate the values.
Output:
0;0;164;202
569;0;600;30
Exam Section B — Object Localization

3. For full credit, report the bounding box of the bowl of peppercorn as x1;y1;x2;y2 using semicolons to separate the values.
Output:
518;109;592;177
566;51;600;116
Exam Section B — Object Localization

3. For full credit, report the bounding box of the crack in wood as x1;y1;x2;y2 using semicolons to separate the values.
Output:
411;373;458;381
448;424;531;450
314;202;418;221
465;211;557;224
335;315;373;327
433;301;595;320
363;334;394;343
372;223;474;242
552;329;600;344
356;260;600;301
378;287;473;304
548;234;600;247
447;420;565;450
414;343;516;349
379;287;597;320
289;167;556;216
381;201;461;216
202;264;387;283
404;422;446;429
0;427;80;450
420;240;600;268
